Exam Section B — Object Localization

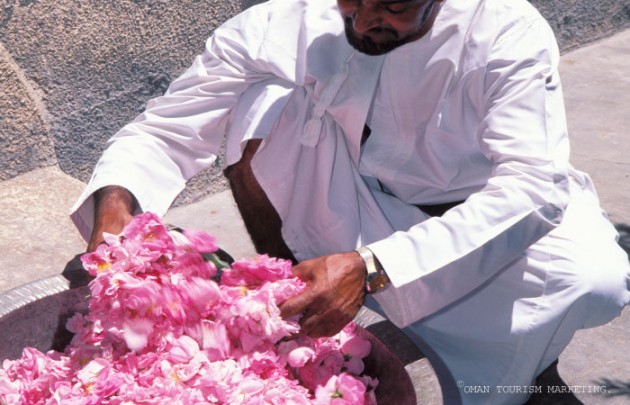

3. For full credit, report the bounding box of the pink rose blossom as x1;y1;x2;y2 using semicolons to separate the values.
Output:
221;254;293;287
288;346;317;368
181;229;218;253
0;213;378;404
314;373;369;405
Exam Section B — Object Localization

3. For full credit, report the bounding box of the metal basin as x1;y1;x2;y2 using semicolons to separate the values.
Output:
0;268;442;404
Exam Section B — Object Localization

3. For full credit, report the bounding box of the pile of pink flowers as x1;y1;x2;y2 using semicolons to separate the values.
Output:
0;213;377;404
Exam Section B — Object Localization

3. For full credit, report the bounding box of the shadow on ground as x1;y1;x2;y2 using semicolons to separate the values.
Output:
525;361;582;405
615;224;630;259
597;379;630;398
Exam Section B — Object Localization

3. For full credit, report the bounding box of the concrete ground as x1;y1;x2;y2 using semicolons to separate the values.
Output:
1;29;629;404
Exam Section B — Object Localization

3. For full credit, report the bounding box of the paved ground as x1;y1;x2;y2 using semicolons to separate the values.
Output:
1;29;629;404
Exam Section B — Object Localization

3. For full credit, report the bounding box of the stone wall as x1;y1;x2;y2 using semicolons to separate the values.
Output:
1;0;628;204
531;0;630;51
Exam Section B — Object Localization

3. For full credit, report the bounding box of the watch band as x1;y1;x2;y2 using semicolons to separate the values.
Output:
355;246;390;294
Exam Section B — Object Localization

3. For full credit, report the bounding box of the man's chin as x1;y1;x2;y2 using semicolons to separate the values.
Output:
344;28;406;55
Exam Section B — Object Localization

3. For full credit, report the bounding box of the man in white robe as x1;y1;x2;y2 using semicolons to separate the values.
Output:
71;0;630;403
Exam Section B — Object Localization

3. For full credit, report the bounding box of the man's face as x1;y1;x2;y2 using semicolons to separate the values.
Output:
338;0;440;55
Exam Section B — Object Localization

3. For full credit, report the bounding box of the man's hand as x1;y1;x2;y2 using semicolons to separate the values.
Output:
279;251;367;338
87;186;138;252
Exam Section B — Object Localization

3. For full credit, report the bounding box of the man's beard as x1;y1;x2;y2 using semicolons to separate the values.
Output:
342;1;436;56
343;18;412;55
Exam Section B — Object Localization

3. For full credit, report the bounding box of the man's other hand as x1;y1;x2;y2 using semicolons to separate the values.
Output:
279;251;367;338
87;186;137;252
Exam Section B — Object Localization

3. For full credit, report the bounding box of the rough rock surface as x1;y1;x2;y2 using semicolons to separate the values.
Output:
0;0;628;204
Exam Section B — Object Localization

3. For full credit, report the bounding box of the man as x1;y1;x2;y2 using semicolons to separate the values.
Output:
71;0;630;403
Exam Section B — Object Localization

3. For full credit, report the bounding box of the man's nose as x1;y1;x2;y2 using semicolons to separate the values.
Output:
352;5;383;33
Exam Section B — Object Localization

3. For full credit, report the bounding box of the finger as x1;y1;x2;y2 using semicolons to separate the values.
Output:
87;238;105;253
290;262;315;281
279;289;315;319
299;311;344;338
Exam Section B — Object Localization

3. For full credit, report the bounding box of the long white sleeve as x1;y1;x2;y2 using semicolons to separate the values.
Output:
69;2;298;241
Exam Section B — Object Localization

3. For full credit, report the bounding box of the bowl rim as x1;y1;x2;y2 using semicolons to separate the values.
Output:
0;274;72;319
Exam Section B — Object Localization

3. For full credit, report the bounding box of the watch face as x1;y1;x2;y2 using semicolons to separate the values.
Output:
367;272;389;293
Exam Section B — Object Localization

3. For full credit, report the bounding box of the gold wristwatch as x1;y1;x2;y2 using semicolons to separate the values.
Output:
355;246;390;294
